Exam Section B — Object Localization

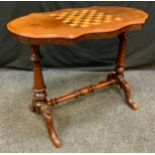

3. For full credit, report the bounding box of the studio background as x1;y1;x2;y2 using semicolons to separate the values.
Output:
0;1;155;70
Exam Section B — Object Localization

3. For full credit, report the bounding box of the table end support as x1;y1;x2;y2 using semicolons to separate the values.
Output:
30;45;61;148
115;32;138;110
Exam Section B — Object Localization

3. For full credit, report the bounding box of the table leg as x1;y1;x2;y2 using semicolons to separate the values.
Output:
30;45;61;148
30;45;47;113
115;32;138;110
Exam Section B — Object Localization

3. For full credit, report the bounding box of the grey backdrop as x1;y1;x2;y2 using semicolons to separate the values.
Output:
0;1;155;70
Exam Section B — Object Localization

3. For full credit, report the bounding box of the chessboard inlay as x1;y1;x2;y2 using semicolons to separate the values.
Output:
50;9;122;28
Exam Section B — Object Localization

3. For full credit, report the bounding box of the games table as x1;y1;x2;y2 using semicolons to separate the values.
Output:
7;6;148;148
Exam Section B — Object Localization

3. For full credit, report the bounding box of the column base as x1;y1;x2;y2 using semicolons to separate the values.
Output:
107;73;138;110
29;100;61;148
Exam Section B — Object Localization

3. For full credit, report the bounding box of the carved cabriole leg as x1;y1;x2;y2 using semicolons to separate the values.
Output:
41;105;61;148
115;32;138;110
30;45;61;148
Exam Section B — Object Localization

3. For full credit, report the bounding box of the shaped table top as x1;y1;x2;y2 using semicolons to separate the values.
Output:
7;6;148;41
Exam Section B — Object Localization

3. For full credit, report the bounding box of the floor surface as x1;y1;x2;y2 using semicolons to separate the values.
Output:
0;69;155;152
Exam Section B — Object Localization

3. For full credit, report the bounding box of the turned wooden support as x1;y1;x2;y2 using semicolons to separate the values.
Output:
48;78;117;106
47;32;138;110
30;45;61;148
115;32;138;110
115;32;128;76
30;45;47;113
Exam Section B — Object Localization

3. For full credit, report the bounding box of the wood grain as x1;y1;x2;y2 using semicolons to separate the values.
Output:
7;6;148;41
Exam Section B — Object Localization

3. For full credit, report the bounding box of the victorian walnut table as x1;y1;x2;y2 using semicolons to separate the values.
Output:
7;6;148;148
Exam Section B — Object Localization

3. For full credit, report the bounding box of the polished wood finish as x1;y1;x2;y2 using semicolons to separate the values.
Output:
7;6;148;45
41;105;61;148
47;32;138;110
7;6;148;148
115;32;138;110
30;45;61;148
48;78;117;106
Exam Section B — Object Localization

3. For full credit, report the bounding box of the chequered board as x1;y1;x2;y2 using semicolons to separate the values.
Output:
50;9;122;28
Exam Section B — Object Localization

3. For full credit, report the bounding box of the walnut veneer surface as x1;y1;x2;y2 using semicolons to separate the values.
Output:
7;6;148;148
7;6;148;40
